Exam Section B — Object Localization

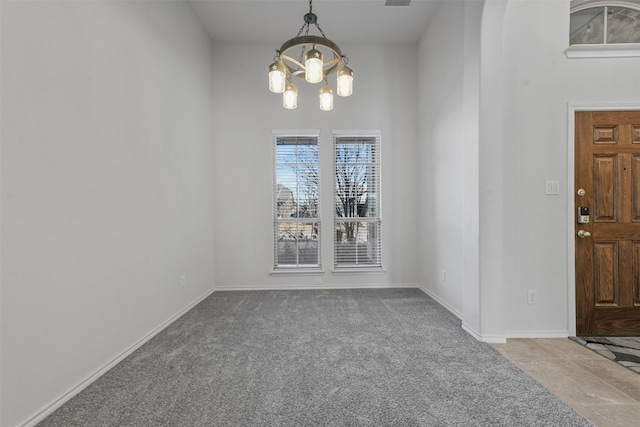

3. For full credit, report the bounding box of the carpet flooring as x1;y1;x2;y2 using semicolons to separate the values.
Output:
571;336;640;374
37;288;591;426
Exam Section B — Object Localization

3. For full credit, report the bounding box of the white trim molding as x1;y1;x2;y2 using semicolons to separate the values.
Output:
461;323;507;344
417;285;463;320
214;283;417;292
505;331;570;339
415;287;508;343
415;287;509;343
566;102;640;339
565;44;640;58
331;268;387;275
270;269;325;276
570;0;640;12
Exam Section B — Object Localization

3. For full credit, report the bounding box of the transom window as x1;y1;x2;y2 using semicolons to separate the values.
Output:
570;2;640;45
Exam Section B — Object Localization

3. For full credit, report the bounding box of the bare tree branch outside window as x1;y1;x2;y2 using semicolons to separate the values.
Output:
334;135;381;267
274;136;320;267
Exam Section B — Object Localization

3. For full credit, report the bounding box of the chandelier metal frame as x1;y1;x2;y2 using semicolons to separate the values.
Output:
268;0;353;110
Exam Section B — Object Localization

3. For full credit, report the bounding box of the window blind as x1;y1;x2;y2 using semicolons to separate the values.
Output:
333;133;382;268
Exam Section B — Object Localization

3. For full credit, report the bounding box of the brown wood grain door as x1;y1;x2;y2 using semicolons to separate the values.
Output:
576;111;640;335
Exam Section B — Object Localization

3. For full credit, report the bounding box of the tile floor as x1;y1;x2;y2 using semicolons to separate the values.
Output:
492;339;640;427
571;337;640;373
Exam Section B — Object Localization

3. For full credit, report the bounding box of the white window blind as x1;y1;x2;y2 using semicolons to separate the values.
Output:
273;133;321;269
334;133;382;268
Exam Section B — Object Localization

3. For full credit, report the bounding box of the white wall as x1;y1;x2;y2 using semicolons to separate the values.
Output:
0;1;217;426
417;0;468;318
418;0;640;340
477;0;509;341
210;42;419;289
498;0;640;336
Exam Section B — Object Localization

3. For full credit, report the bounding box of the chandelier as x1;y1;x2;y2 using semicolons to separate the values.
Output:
268;0;353;111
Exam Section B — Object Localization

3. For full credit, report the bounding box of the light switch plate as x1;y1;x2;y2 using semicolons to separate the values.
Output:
545;180;560;195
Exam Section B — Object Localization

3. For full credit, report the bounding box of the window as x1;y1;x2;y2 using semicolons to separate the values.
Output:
273;133;320;269
334;133;382;268
570;3;640;45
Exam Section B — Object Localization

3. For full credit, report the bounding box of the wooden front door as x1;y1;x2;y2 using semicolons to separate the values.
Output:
576;111;640;335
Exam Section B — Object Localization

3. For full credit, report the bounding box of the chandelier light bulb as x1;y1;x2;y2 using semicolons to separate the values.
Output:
319;84;333;111
283;82;298;109
336;66;353;97
305;48;324;84
268;61;286;93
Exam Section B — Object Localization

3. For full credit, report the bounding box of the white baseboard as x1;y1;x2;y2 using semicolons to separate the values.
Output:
416;285;463;320
416;287;507;343
462;327;569;343
416;287;571;343
505;331;570;339
213;283;419;292
461;323;507;343
19;288;215;427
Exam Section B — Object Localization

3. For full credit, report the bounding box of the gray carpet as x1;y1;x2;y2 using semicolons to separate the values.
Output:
38;288;592;426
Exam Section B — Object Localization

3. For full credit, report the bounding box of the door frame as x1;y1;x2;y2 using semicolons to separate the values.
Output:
567;102;640;336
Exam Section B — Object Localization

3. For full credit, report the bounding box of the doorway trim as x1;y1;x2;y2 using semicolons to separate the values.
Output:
567;102;640;337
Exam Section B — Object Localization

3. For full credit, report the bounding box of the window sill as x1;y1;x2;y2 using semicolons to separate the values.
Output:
332;268;386;275
270;268;324;276
565;43;640;58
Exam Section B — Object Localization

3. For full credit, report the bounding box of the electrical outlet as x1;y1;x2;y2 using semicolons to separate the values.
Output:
527;290;537;304
441;270;447;283
313;278;322;285
180;274;187;288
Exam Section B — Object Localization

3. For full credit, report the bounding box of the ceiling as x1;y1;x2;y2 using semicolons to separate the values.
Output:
188;0;443;44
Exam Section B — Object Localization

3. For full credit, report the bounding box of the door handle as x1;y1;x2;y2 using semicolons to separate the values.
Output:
577;230;591;238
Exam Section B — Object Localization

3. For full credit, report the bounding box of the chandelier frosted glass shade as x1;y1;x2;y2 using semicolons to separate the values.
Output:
304;48;324;83
268;61;286;93
267;0;353;110
336;66;353;97
283;83;298;110
319;84;333;111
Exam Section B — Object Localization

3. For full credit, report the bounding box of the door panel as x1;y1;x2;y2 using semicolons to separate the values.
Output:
594;125;617;144
633;155;640;221
593;241;619;306
576;110;640;335
634;242;640;306
593;154;617;222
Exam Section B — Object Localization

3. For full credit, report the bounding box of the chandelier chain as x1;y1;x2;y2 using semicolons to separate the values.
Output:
296;22;307;38
314;22;327;39
298;47;306;68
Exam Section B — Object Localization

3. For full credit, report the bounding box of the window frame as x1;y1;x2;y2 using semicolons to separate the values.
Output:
332;131;383;271
272;131;322;272
566;1;640;58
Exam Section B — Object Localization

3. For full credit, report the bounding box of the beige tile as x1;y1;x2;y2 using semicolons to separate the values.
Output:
491;338;563;360
571;403;640;427
573;358;640;402
493;337;640;426
535;338;604;360
514;358;638;407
